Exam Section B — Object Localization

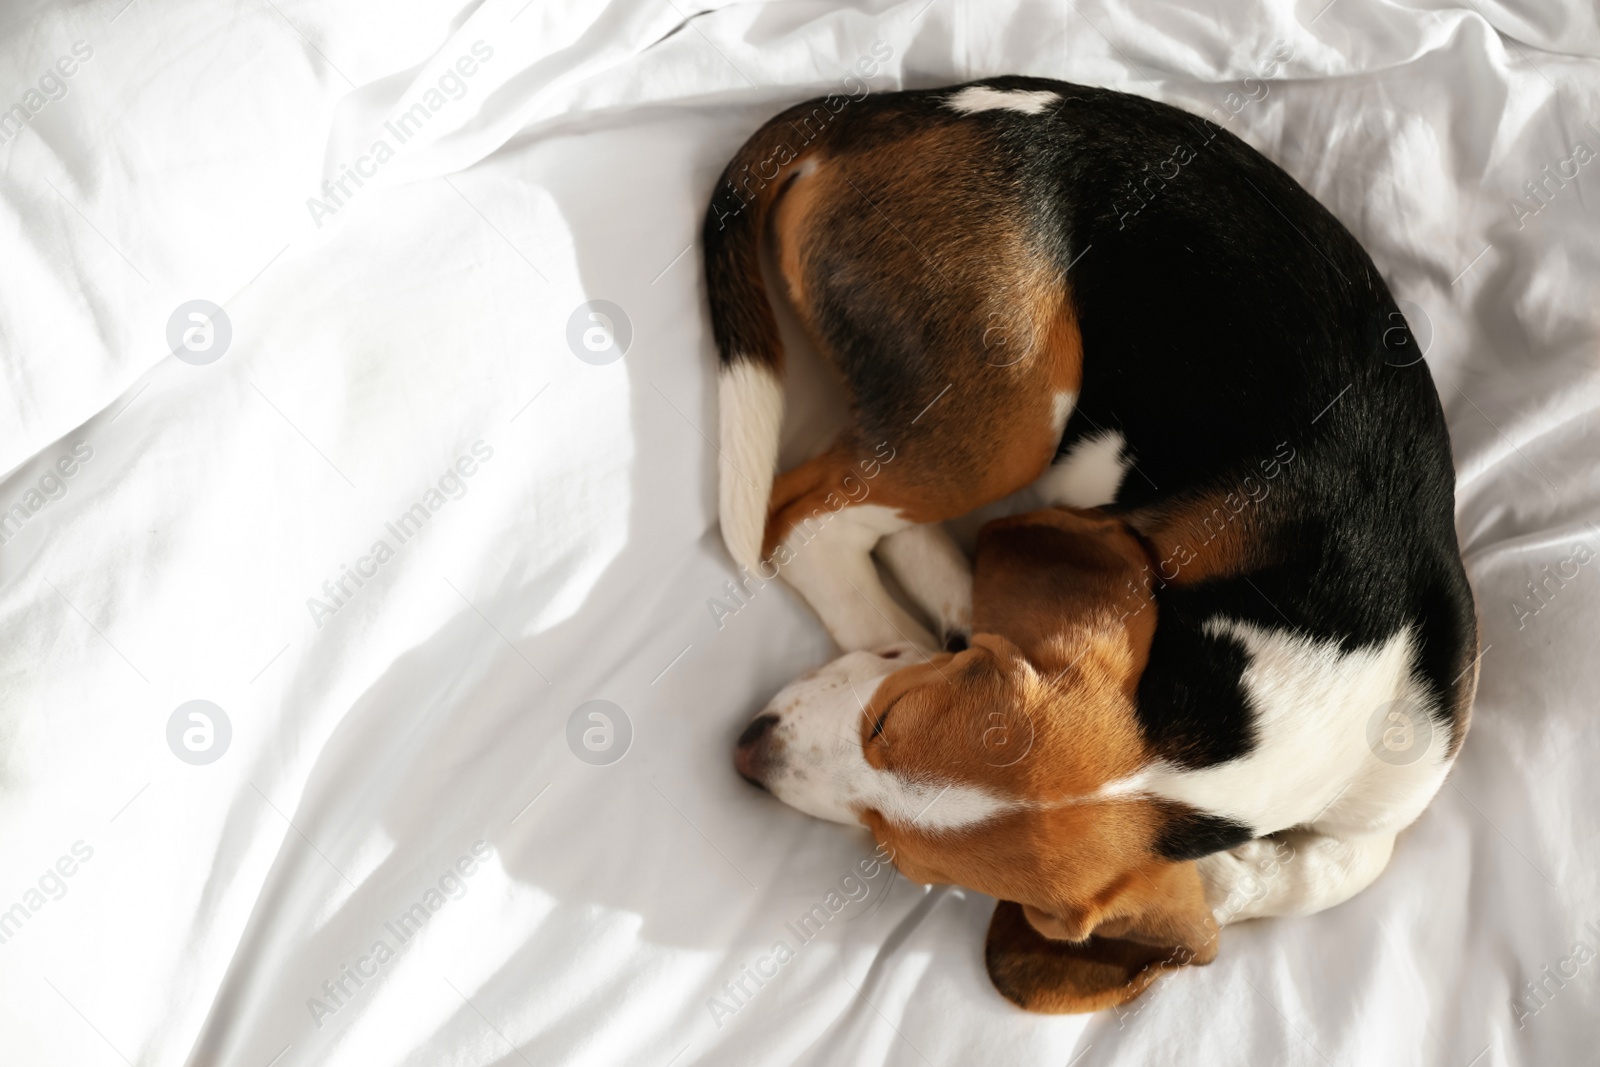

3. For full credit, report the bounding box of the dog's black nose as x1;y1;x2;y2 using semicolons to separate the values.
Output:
734;714;779;790
737;713;778;748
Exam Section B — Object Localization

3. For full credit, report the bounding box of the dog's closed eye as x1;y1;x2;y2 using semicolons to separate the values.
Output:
869;703;895;740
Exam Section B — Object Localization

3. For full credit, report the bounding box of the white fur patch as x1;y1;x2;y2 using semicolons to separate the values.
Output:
1121;621;1448;839
1050;390;1076;439
778;503;934;652
756;647;1018;830
718;359;784;571
1032;429;1127;508
946;86;1061;115
876;777;1018;830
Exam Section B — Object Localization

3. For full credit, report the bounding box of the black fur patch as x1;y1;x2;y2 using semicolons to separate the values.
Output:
1153;805;1254;862
1135;598;1257;768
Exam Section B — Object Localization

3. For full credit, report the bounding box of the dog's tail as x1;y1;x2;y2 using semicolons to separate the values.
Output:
703;108;825;572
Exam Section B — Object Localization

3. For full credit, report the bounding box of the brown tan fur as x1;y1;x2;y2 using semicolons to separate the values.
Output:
759;125;1083;557
1130;491;1274;588
845;508;1219;1011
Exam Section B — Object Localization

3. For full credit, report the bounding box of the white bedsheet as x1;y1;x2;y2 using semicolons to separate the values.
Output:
1;1;1597;1064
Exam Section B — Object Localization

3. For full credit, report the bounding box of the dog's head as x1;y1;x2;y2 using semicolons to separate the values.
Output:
734;507;1219;1013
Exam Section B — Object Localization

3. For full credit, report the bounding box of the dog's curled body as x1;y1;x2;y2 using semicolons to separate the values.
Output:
707;78;1477;1013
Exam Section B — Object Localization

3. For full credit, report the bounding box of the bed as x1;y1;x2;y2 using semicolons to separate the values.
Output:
1;0;1596;1063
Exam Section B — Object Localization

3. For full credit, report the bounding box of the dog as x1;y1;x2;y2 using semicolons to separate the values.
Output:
703;76;1478;1013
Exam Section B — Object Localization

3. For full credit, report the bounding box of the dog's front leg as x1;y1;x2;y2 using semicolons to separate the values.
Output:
776;503;939;653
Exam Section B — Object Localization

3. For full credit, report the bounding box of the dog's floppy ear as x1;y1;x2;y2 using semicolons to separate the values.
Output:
984;860;1219;1014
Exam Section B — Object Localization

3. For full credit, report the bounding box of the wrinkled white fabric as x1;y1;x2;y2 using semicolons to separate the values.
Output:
0;1;1596;1064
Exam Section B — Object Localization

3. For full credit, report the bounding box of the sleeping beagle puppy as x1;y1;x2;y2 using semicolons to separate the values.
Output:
703;77;1478;1013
